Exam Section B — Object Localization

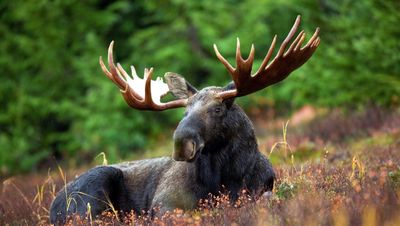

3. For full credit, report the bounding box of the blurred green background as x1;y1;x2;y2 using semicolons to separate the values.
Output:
0;0;399;175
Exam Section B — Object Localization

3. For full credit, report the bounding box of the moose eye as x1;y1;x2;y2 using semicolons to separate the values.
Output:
214;107;221;113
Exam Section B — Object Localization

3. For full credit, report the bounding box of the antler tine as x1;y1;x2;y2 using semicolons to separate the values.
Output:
256;35;277;75
314;37;321;47
107;41;128;90
276;15;301;57
228;39;241;86
116;63;129;78
235;38;242;62
285;30;304;56
116;63;142;100
213;44;235;75
235;38;255;63
248;44;255;63
144;68;155;106
303;27;320;49
99;56;113;80
235;38;256;86
294;32;306;51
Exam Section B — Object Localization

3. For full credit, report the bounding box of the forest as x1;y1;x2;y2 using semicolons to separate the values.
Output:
0;0;399;225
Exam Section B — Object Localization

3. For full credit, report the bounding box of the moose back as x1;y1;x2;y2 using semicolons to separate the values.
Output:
50;15;320;224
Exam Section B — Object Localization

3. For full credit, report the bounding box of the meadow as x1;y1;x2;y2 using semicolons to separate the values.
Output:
1;106;399;225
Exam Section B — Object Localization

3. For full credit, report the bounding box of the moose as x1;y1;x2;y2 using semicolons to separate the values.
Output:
50;16;320;224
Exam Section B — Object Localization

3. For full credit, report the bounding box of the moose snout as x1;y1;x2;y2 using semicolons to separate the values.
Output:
173;128;204;162
173;138;196;161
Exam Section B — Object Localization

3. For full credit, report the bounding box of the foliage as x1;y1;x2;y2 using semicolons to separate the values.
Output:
0;0;399;174
388;168;400;190
275;181;298;200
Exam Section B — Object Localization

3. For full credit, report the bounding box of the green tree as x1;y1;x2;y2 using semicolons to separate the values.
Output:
1;0;399;175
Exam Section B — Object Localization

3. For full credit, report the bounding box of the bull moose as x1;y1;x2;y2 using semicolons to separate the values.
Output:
50;16;320;224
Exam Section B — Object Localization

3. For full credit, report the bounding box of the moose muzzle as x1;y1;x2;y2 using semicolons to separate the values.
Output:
173;138;196;161
173;122;205;162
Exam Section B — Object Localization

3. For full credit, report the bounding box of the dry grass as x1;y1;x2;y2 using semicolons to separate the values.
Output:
1;107;399;225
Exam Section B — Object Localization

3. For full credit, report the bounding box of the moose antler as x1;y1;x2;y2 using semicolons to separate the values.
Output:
214;15;320;99
99;41;187;111
100;16;320;110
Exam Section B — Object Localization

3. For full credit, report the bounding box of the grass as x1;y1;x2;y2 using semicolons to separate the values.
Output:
1;106;399;225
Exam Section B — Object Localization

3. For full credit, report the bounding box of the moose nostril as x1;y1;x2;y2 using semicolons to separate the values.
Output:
180;139;195;156
185;141;196;158
173;138;198;161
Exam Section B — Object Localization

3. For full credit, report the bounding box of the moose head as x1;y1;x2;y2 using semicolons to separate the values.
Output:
99;15;320;162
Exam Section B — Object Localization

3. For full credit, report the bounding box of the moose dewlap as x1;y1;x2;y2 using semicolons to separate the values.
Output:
50;15;320;224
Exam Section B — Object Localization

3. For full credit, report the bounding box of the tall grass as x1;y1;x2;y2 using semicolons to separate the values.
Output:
1;107;399;225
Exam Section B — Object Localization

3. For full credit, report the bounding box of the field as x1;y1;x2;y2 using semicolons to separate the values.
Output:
1;106;399;225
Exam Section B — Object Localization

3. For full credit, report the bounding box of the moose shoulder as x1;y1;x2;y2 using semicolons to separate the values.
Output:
50;15;320;224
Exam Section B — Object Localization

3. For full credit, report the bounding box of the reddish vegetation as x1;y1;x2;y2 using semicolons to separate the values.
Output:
1;107;399;225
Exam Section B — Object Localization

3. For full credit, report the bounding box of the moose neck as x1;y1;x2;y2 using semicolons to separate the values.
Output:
194;104;258;198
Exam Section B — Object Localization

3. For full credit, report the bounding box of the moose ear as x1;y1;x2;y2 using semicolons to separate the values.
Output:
222;82;236;109
164;72;198;99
